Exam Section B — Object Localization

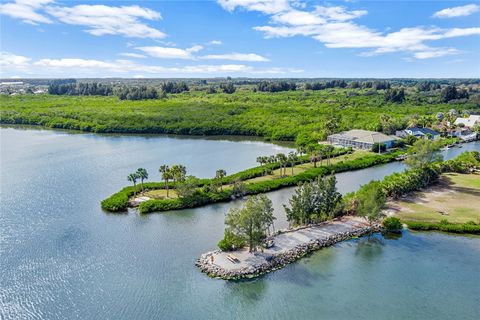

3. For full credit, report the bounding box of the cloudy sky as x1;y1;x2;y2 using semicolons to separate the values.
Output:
1;0;479;78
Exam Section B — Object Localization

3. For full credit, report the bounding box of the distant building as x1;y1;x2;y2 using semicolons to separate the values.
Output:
454;115;480;128
327;129;398;150
448;127;476;141
396;127;440;140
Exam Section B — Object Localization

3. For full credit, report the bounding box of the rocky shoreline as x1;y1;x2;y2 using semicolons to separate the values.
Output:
196;217;380;280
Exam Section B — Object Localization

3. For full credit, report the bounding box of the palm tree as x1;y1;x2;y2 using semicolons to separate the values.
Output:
276;153;287;177
256;156;265;175
215;169;227;190
262;156;269;175
287;151;297;175
171;164;187;189
127;173;139;197
159;165;171;197
324;145;334;165
136;168;148;195
310;154;319;168
296;146;306;156
317;146;324;166
268;155;276;174
256;156;264;167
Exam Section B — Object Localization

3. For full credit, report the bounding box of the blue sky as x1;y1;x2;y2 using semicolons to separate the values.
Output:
1;0;479;78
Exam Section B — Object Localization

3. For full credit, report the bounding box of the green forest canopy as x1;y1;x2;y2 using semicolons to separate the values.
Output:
1;80;479;144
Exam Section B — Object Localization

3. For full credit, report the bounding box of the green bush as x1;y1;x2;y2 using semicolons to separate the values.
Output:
100;188;132;212
217;239;232;251
383;217;403;232
405;221;480;234
217;230;245;251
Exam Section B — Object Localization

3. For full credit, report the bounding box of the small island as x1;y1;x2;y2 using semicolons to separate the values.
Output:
197;216;379;280
101;144;403;213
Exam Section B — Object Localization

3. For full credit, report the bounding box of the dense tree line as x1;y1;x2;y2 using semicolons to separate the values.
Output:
305;80;390;91
384;88;405;103
115;85;159;100
48;82;113;96
219;83;236;94
161;81;189;94
305;80;347;90
257;81;296;92
440;85;469;103
360;80;391;90
417;81;441;91
4;86;480;141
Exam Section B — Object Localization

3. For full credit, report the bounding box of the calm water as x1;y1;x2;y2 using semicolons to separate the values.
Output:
1;127;479;320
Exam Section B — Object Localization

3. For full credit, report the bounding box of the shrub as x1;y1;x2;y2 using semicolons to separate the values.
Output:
100;188;132;212
405;221;480;234
217;239;232;251
217;230;245;251
383;217;403;232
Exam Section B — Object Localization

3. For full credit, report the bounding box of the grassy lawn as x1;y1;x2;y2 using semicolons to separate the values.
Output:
389;173;480;224
143;189;178;199
244;150;370;184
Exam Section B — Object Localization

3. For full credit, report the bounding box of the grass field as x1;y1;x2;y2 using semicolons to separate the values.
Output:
388;173;480;224
244;150;370;184
143;189;179;199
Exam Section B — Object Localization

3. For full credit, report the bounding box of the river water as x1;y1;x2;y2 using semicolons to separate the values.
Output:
1;127;479;320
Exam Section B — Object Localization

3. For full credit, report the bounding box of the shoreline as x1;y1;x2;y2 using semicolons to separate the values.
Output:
0;124;295;147
196;216;380;280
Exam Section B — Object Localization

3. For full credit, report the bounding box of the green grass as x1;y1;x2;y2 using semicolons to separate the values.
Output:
392;173;480;224
2;89;476;142
143;189;178;199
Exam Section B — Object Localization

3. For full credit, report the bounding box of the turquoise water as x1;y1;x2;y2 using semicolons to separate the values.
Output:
1;127;479;319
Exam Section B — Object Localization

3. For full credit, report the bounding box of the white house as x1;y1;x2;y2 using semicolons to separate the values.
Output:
396;127;440;140
454;115;480;128
327;129;398;150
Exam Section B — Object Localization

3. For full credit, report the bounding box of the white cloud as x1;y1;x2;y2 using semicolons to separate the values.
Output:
314;6;367;22
219;0;480;59
209;40;223;45
0;51;31;66
272;9;326;26
433;4;479;18
0;1;165;38
413;48;459;59
118;53;147;59
0;0;53;24
199;53;269;62
46;4;165;38
218;0;290;14
0;51;32;73
187;45;204;53
3;53;302;77
135;45;204;59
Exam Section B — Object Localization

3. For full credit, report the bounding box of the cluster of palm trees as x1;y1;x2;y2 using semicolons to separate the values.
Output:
308;145;335;168
256;151;299;177
127;168;148;197
159;164;187;197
